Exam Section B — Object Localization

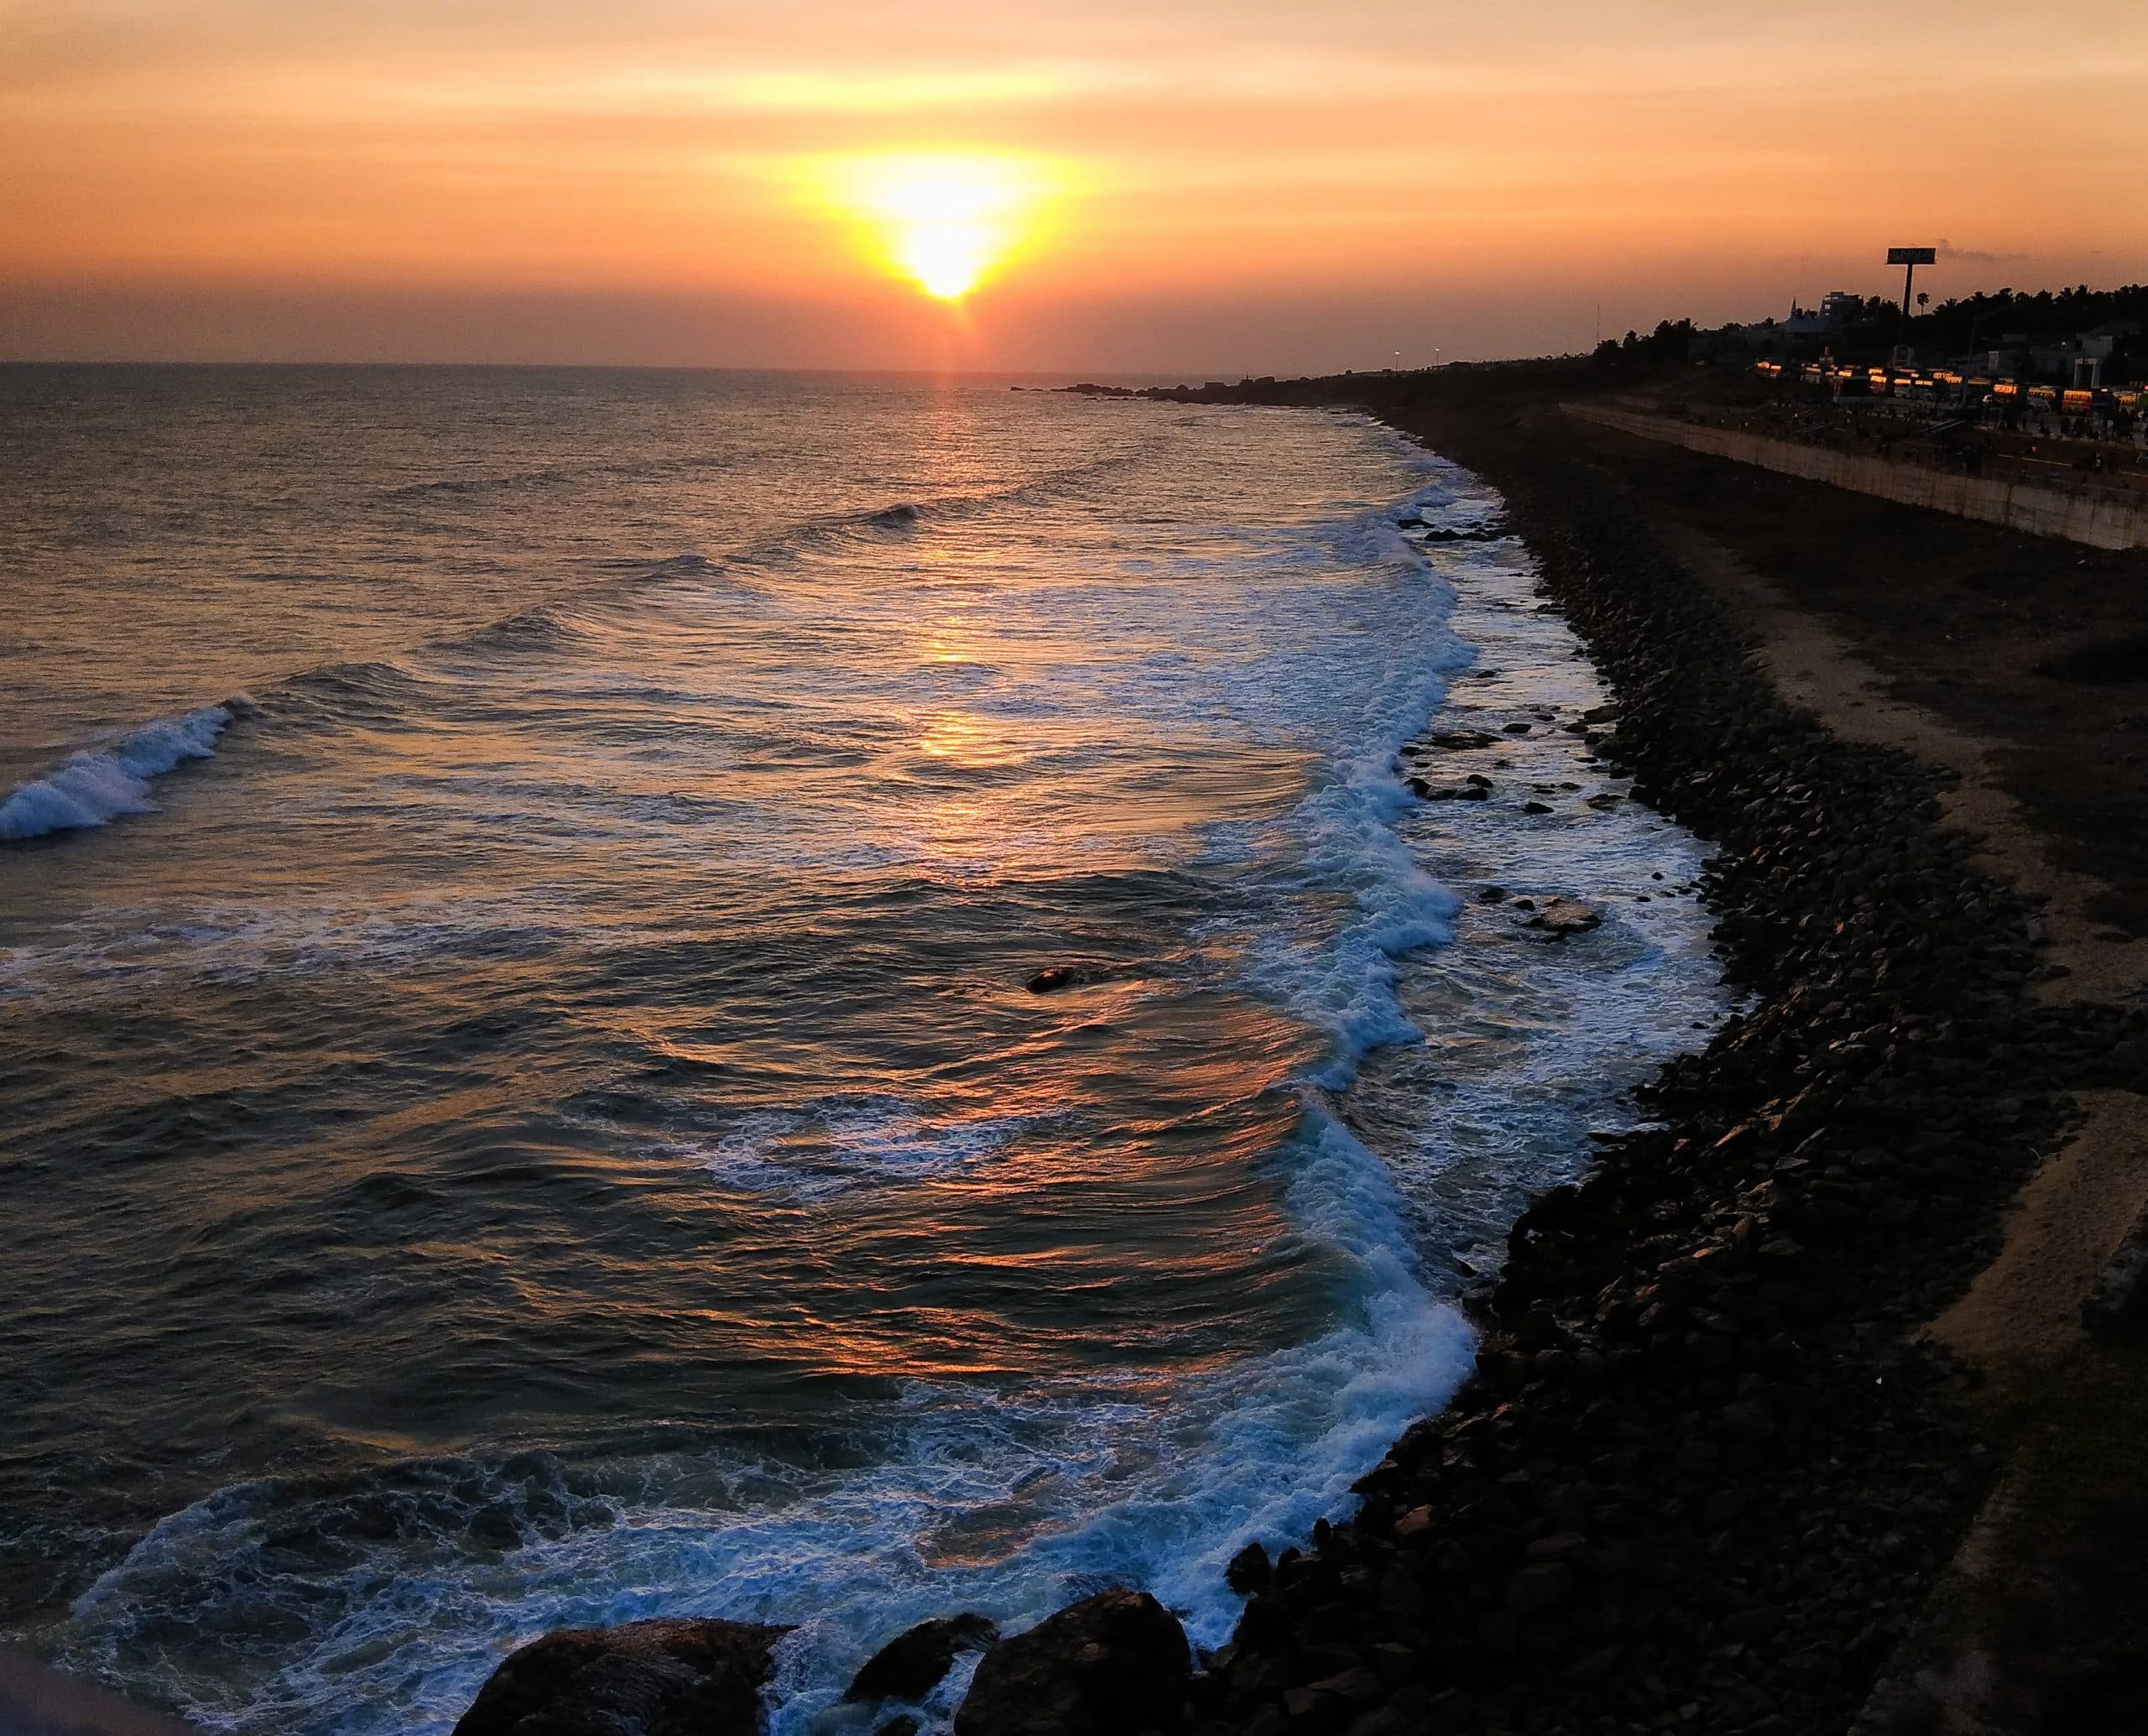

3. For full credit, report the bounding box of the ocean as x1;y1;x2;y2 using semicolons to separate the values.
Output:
0;366;1724;1733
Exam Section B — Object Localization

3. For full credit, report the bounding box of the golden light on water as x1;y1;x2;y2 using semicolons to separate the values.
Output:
812;152;1059;302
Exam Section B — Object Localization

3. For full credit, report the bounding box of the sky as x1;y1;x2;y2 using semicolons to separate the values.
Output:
3;0;2145;373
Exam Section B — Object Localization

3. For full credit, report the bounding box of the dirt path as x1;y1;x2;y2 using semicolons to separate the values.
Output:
1634;513;2148;1734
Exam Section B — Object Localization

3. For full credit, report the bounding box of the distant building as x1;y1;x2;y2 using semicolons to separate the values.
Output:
2027;326;2134;388
1774;292;1859;339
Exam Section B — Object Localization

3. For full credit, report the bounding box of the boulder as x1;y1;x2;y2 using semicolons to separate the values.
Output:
952;1590;1190;1736
846;1613;1000;1706
451;1618;788;1736
1525;899;1603;936
1225;1541;1274;1594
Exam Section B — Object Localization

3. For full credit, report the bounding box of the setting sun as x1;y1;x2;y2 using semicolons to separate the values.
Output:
817;153;1055;302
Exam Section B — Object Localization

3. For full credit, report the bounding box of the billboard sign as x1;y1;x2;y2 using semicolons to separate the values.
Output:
1886;247;1937;265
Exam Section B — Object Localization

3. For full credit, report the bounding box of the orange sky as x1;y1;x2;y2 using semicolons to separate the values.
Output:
4;0;2145;371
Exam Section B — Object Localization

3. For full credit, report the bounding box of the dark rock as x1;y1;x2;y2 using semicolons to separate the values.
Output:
953;1590;1191;1736
1026;967;1087;993
1504;1562;1575;1614
1522;801;1553;815
1227;1541;1274;1594
451;1618;788;1736
2083;1212;2148;1332
846;1613;1000;1705
1430;731;1497;750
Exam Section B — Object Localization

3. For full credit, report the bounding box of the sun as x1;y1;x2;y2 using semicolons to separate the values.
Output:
817;153;1053;303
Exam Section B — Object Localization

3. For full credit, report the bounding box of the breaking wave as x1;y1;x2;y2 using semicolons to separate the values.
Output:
0;706;232;843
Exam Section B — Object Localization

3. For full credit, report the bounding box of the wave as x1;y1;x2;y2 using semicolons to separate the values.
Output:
61;1100;1473;1736
12;444;1162;847
0;706;233;842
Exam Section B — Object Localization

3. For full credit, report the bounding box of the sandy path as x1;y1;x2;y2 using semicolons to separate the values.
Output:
1647;516;2148;1734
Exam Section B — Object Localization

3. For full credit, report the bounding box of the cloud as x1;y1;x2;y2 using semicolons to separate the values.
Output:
1936;241;2031;264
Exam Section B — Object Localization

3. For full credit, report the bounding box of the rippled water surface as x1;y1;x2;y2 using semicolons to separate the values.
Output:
0;367;1725;1733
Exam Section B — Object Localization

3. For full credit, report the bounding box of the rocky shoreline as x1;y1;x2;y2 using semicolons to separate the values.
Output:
451;427;2145;1736
1169;439;2137;1736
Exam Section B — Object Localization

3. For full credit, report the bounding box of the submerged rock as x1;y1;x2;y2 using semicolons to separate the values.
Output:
1028;965;1115;993
845;1613;1000;1706
451;1618;789;1736
952;1589;1190;1736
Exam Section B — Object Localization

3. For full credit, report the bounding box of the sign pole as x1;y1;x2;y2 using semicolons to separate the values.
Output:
1885;247;1937;359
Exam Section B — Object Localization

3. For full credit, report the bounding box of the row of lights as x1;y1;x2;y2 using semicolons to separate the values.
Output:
1754;359;2140;414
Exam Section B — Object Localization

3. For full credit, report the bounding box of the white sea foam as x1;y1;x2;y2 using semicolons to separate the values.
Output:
0;706;230;842
691;1100;1037;1202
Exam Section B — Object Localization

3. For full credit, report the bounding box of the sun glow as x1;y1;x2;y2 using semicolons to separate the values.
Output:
817;153;1056;301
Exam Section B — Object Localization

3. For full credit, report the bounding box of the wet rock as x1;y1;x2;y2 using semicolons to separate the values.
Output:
1027;965;1111;993
846;1613;1000;1705
1522;801;1553;815
1525;898;1603;936
1430;731;1498;750
451;1618;789;1736
954;1590;1191;1736
1227;1541;1274;1594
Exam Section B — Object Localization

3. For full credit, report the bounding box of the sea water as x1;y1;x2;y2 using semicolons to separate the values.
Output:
0;367;1724;1734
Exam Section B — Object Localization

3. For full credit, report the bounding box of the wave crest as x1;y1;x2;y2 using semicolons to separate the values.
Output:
0;706;232;842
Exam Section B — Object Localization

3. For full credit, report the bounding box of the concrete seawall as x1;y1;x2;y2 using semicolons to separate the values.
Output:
1567;403;2148;551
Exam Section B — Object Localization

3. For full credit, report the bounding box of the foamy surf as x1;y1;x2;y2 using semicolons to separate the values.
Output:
63;1104;1474;1736
0;706;231;842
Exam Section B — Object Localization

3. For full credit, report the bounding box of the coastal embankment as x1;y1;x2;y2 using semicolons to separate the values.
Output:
452;378;2148;1735
1560;401;2148;551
